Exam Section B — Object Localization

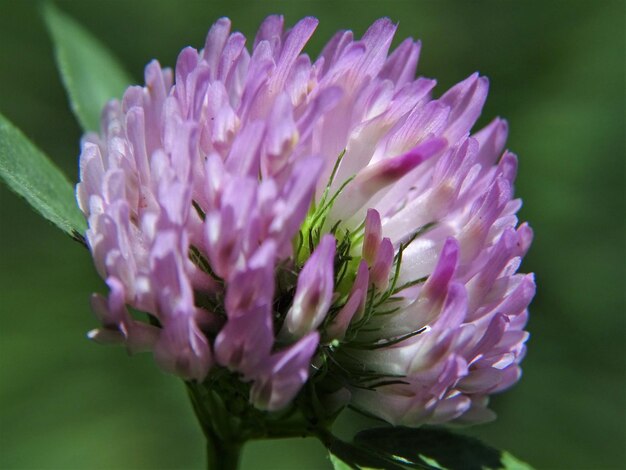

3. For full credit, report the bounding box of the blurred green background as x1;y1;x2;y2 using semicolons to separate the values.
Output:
0;0;624;468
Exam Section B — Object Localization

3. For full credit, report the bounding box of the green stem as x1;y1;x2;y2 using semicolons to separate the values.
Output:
186;382;243;469
185;378;326;469
206;433;242;470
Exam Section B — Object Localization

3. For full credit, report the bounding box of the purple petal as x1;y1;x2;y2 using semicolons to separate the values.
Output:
370;237;394;291
250;332;319;411
154;316;212;381
422;237;459;303
202;18;232;75
331;137;446;222
379;38;421;86
473;117;508;167
281;235;336;339
271;17;318;90
362;208;382;265
440;73;489;142
214;305;273;379
326;260;369;340
355;18;397;79
253;15;284;52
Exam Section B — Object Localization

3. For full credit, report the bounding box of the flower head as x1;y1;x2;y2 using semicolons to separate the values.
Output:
79;16;534;424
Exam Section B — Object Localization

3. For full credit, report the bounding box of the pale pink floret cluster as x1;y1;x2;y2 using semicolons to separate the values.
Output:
78;16;534;423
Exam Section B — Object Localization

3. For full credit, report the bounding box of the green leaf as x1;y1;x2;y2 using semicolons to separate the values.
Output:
327;435;418;470
42;2;134;132
329;453;353;470
353;427;534;470
0;112;86;240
